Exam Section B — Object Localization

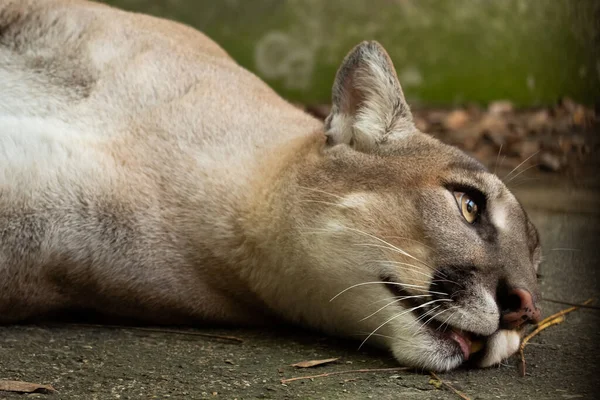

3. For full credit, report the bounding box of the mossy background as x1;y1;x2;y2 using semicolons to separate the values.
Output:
101;0;599;107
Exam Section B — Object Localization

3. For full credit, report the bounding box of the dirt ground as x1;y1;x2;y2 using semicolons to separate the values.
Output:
1;104;599;400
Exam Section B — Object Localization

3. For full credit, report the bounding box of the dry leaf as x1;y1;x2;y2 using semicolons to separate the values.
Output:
488;100;514;115
428;377;443;389
291;357;340;368
0;380;56;394
443;110;470;130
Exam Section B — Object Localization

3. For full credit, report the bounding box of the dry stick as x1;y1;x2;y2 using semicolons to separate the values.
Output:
52;323;244;343
280;367;410;384
429;372;471;400
518;298;595;376
541;298;600;310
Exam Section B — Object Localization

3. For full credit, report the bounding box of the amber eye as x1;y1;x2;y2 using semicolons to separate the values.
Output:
453;192;479;223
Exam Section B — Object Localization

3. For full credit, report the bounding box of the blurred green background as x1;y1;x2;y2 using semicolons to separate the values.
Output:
101;0;599;107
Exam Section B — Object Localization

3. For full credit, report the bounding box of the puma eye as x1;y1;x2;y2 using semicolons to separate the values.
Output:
453;192;479;224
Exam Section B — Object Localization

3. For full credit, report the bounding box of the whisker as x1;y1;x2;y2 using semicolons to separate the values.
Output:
437;308;459;332
353;243;433;269
506;176;540;189
372;259;438;276
360;294;434;321
410;305;443;336
550;248;581;252
494;143;503;175
358;299;453;349
505;163;539;183
350;332;395;340
504;150;539;180
302;226;435;273
380;236;437;253
367;294;432;306
341;226;434;268
330;281;449;302
432;277;464;289
423;306;454;328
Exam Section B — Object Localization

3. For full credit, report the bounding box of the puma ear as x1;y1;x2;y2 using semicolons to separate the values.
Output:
324;41;415;151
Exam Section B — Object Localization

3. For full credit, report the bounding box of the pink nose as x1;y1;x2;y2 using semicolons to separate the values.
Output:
500;288;541;329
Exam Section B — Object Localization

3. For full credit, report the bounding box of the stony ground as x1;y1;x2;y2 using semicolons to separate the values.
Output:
1;102;598;400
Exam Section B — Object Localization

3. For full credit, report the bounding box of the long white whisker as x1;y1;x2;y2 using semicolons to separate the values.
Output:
360;294;434;321
350;332;395;340
494;143;503;175
410;305;443;336
342;226;434;268
433;277;464;289
353;243;433;269
372;260;435;277
376;259;448;279
330;281;448;302
437;308;459;332
506;163;539;183
423;306;454;328
358;298;453;349
367;294;432;306
381;236;437;253
504;150;539;180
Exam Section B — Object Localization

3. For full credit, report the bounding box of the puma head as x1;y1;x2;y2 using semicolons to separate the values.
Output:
284;41;541;371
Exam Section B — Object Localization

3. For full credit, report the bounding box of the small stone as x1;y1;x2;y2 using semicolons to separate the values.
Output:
539;152;562;172
527;110;551;132
488;100;514;115
443;110;470;130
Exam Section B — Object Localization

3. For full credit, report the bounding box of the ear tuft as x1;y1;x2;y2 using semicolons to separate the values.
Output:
325;41;414;151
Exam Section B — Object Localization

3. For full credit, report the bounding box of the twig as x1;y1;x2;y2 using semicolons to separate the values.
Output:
280;367;410;384
536;298;595;326
429;372;471;400
44;323;244;343
541;298;600;310
0;380;56;394
518;298;595;376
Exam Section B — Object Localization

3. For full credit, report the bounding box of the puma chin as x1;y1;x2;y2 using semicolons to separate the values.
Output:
0;0;541;372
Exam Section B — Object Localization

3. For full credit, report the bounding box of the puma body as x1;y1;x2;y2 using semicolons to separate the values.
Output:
0;0;541;371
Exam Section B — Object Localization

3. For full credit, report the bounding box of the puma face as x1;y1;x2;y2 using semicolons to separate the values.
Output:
290;42;541;371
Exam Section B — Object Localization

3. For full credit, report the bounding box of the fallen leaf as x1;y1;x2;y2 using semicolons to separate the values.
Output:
0;380;56;394
488;100;514;115
428;377;443;389
291;357;340;368
443;110;470;130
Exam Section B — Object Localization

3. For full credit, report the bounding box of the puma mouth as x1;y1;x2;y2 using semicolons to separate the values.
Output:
380;275;486;361
426;317;484;361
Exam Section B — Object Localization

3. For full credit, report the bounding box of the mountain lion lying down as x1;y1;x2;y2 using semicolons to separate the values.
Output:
0;0;541;371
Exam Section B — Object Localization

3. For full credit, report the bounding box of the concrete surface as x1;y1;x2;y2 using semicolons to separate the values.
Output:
98;0;600;106
1;164;599;399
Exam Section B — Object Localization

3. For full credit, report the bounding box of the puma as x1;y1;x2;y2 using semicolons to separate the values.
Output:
0;0;541;371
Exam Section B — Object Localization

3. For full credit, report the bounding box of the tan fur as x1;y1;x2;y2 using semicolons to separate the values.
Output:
0;0;541;371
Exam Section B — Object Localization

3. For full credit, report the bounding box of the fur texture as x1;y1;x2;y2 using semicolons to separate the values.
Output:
0;0;541;371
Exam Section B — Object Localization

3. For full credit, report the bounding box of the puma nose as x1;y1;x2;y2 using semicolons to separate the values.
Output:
500;288;541;329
